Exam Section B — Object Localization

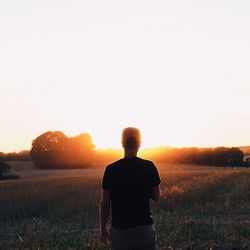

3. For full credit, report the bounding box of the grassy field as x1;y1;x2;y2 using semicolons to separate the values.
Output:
0;162;250;250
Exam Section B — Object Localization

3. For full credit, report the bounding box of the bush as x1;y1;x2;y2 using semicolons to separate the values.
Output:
0;159;11;179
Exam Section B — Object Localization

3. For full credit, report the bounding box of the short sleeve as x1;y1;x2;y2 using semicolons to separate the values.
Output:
150;162;161;187
102;166;111;190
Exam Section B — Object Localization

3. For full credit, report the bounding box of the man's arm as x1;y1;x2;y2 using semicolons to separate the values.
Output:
99;189;111;245
150;185;161;201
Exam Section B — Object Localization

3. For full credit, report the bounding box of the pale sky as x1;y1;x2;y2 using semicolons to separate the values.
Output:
1;0;250;152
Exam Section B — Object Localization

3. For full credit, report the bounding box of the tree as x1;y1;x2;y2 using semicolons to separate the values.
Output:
30;131;68;168
68;133;96;164
30;131;96;169
227;147;244;166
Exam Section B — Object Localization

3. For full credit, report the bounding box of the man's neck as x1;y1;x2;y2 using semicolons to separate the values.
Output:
124;150;138;158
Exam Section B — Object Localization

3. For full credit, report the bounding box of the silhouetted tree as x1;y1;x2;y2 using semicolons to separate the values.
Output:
227;147;244;166
30;131;96;169
30;131;69;168
68;133;96;164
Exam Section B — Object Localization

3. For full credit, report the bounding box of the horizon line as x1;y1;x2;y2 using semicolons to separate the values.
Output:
1;144;250;154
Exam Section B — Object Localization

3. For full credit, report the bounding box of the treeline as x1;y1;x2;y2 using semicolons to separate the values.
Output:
1;130;249;168
0;150;31;161
143;147;246;167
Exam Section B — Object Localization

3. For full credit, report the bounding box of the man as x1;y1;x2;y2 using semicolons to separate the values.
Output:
100;127;161;250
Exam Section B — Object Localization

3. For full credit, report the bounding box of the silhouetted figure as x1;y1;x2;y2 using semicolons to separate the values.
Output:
100;127;161;250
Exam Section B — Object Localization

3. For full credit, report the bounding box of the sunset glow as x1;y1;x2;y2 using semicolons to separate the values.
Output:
1;1;250;152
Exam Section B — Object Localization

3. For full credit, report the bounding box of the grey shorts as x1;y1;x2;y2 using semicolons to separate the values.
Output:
110;225;158;250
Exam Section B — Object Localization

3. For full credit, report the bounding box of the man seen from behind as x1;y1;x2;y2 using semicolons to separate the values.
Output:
100;127;161;250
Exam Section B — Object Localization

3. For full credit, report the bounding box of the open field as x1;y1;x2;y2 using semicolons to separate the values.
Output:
7;161;107;179
1;162;250;250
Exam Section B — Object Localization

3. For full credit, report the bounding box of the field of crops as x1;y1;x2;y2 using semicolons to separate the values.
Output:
0;162;250;250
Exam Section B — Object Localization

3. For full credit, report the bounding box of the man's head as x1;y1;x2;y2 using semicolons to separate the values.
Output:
121;127;141;150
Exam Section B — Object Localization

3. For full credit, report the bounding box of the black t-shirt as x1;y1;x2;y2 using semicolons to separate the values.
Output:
102;157;161;229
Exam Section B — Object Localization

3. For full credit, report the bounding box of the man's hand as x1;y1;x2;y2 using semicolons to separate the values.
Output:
100;227;110;246
150;185;161;201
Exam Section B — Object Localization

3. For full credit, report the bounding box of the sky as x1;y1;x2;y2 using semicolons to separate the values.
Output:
0;0;250;152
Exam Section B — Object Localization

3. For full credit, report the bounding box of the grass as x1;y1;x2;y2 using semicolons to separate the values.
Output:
0;162;250;249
